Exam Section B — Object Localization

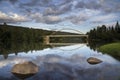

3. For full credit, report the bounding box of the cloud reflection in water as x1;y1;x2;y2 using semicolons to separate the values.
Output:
0;44;120;80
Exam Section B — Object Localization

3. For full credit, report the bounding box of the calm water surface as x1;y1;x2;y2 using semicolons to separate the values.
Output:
0;44;120;80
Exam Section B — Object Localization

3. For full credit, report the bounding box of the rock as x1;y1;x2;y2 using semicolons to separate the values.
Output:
11;61;39;79
87;57;102;65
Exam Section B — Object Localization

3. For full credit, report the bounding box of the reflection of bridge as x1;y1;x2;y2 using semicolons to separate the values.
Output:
47;43;88;46
43;34;88;45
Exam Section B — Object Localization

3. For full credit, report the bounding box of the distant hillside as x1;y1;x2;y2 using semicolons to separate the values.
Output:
0;23;78;43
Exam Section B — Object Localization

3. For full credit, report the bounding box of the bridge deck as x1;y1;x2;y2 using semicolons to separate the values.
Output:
48;35;88;37
48;43;88;45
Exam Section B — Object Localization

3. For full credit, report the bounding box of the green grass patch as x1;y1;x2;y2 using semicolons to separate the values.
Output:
98;42;120;60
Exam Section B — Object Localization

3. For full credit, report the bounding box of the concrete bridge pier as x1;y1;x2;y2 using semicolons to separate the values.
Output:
43;36;50;45
43;35;89;45
86;35;89;44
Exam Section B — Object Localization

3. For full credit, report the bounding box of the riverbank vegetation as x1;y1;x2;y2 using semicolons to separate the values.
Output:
87;22;120;60
98;42;120;60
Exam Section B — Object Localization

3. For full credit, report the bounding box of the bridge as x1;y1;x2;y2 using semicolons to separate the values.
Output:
48;35;88;37
43;34;88;45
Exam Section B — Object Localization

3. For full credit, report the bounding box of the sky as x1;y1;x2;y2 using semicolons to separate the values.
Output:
0;0;120;33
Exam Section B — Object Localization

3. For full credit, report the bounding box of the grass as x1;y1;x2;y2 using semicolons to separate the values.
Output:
98;42;120;60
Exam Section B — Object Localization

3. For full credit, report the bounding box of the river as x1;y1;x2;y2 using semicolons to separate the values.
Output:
0;43;120;80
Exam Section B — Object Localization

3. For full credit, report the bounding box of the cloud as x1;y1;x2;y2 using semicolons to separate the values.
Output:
75;0;101;9
30;13;61;24
64;15;88;24
9;0;18;4
21;0;40;7
20;0;72;7
89;13;119;24
75;0;120;14
45;16;61;24
64;9;101;24
44;3;72;16
17;0;73;16
0;0;18;4
0;11;8;19
0;11;29;23
44;8;62;16
1;0;120;14
100;0;120;13
16;0;120;24
20;0;53;7
0;0;120;26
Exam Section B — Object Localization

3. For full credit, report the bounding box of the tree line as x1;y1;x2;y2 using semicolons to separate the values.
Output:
0;41;52;59
0;23;78;44
0;23;47;43
87;21;120;43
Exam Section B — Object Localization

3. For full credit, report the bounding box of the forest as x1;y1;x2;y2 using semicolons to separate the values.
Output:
0;23;78;44
87;21;120;43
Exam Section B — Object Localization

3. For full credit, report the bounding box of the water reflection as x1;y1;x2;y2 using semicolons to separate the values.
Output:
0;41;52;59
0;42;120;80
88;41;120;61
0;53;120;80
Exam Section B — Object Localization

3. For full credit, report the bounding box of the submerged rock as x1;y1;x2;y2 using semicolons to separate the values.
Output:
11;61;39;79
87;57;102;65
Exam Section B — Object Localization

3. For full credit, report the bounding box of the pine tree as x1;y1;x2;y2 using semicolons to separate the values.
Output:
3;22;7;25
115;21;120;33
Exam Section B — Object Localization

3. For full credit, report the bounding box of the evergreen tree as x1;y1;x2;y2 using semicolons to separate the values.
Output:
115;21;120;33
87;21;120;42
3;22;7;25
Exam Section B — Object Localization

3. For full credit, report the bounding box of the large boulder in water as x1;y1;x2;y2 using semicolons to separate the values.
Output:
87;57;102;65
11;61;39;79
